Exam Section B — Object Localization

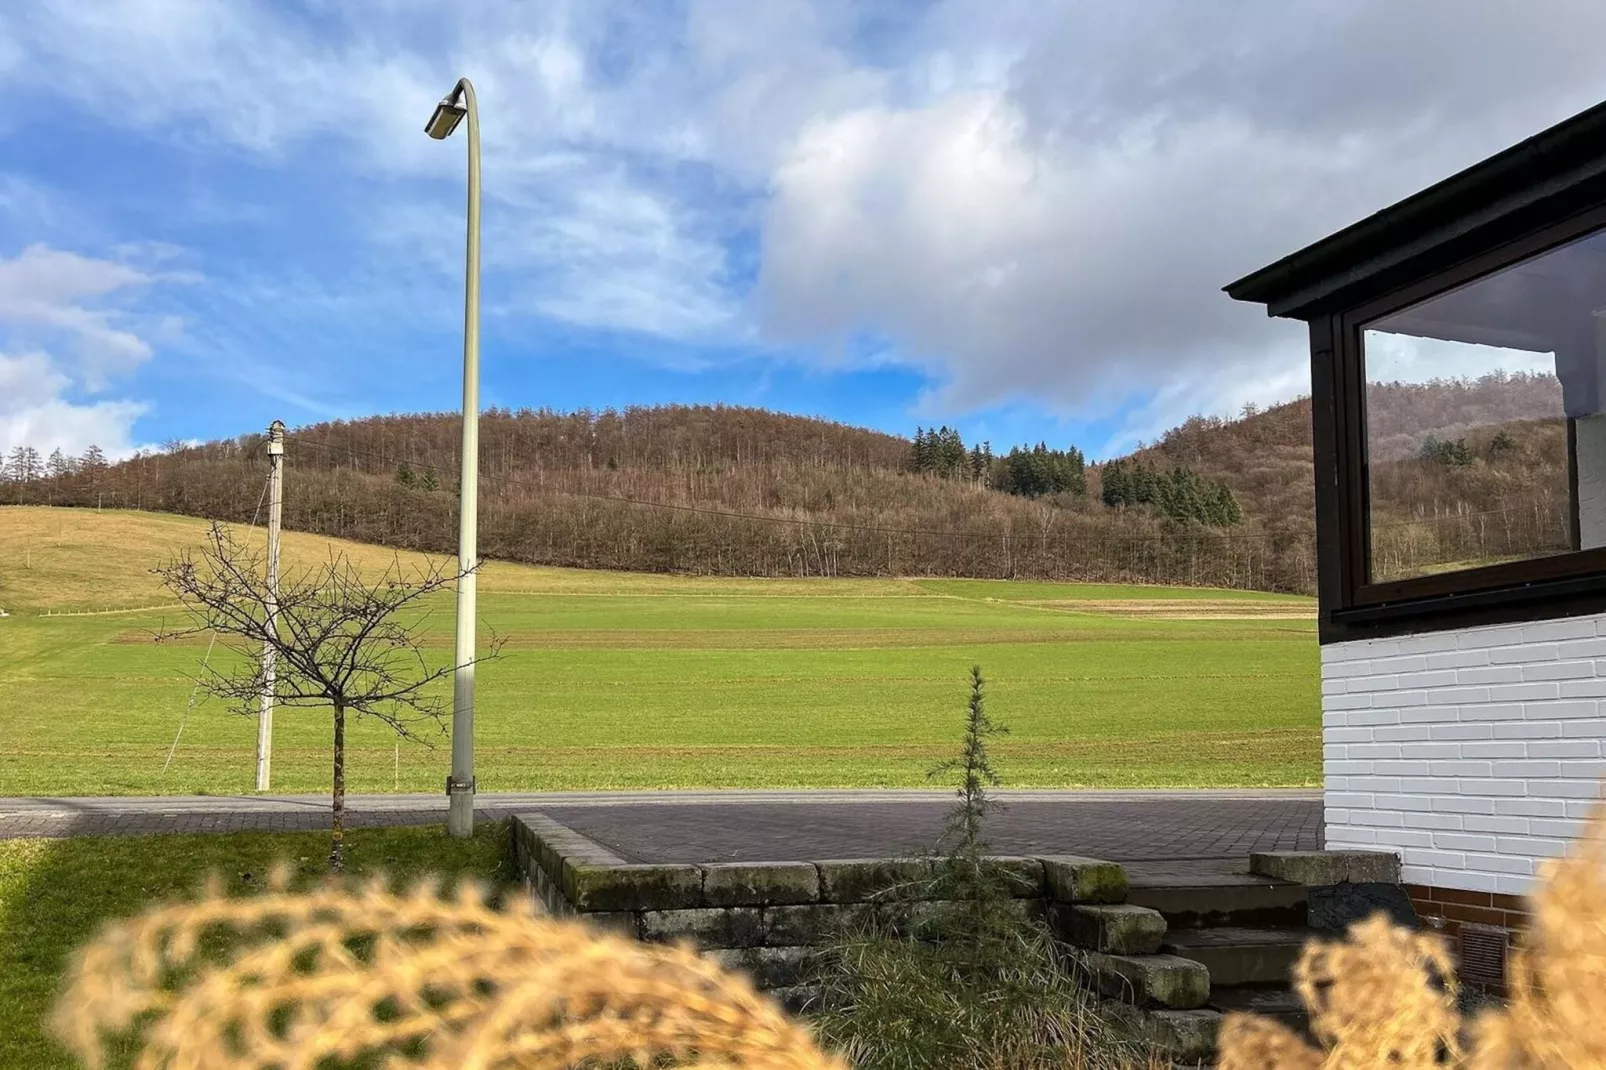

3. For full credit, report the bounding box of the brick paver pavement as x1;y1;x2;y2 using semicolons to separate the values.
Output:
541;797;1321;863
0;789;1321;862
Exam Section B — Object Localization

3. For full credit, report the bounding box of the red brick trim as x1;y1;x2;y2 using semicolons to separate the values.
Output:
1404;883;1532;932
1404;882;1529;995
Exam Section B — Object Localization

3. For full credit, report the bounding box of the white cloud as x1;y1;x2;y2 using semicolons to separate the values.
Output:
0;244;177;457
0;1;878;351
754;0;1606;449
759;90;1322;442
0;1;432;159
9;0;1606;450
499;173;737;339
0;244;155;386
0;351;148;458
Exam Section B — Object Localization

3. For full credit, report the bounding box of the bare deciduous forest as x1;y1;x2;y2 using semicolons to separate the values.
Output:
0;374;1575;594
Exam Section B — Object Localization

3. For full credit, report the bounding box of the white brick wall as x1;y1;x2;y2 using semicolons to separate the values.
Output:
1323;614;1606;896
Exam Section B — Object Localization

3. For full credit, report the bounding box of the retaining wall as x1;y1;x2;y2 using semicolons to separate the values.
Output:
510;812;1127;1011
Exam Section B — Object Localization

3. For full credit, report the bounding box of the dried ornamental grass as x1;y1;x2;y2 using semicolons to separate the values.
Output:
51;869;847;1070
1216;914;1461;1070
1221;801;1606;1069
1466;796;1606;1070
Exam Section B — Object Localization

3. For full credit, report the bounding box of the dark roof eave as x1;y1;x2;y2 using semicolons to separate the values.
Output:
1224;98;1606;319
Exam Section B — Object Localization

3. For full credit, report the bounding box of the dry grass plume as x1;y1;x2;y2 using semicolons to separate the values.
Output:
1221;801;1606;1069
51;868;846;1070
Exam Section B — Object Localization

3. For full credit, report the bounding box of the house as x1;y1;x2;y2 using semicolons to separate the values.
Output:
1226;101;1606;984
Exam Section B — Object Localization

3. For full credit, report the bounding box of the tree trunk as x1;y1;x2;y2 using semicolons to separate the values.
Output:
330;701;346;871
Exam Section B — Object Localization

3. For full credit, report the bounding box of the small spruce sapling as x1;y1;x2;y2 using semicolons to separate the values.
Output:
812;666;1145;1070
924;665;1022;965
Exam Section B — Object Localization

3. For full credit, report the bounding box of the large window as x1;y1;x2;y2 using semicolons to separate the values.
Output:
1359;225;1606;588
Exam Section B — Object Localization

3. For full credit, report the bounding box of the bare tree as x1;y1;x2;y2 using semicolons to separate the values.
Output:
155;522;499;870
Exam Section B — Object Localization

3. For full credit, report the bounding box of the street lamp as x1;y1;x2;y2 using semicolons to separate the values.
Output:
427;77;480;839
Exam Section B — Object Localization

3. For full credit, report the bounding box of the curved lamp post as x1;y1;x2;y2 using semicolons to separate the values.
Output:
426;78;480;839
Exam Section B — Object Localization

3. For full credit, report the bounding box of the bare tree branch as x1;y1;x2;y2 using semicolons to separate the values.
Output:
154;522;504;868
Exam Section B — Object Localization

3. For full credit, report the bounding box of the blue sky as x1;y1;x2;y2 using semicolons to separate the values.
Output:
3;1;1606;462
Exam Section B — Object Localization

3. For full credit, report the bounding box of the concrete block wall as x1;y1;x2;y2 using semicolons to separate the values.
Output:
1322;613;1606;896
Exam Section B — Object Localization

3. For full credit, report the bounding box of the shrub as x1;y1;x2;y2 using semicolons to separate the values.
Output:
809;667;1155;1070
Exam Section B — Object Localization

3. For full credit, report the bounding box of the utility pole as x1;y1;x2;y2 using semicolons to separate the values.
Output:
256;419;285;791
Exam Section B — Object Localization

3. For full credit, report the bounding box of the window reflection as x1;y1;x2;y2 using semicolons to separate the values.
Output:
1361;229;1606;582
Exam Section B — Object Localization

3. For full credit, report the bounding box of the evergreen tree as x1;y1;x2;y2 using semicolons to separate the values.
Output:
911;426;976;480
419;467;439;492
1101;460;1129;507
1154;467;1198;523
1127;461;1157;504
395;462;417;488
47;448;71;479
1420;436;1474;466
910;427;932;474
936;426;967;477
994;442;1086;498
80;444;108;473
1211;482;1243;526
1099;458;1240;526
1061;445;1087;497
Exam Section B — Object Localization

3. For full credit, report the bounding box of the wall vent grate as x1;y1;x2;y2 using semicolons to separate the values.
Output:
1458;922;1509;990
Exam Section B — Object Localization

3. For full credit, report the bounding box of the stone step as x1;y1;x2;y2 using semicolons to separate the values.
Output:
1207;983;1310;1033
1125;864;1308;930
1082;951;1212;1010
1161;926;1314;987
1052;902;1167;955
1104;1004;1223;1065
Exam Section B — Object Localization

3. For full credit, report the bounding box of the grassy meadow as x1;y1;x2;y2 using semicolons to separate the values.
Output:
0;506;1320;795
0;822;512;1068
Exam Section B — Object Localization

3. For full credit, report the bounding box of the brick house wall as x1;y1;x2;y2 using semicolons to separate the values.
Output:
1320;613;1606;981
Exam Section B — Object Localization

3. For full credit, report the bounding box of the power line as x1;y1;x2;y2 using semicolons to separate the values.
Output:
285;434;1309;545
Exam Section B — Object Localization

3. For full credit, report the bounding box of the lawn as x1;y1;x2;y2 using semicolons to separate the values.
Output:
0;822;511;1069
0;506;1321;795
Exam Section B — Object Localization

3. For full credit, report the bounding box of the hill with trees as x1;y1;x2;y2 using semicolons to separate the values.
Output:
0;374;1564;594
1;404;1293;592
1130;370;1568;583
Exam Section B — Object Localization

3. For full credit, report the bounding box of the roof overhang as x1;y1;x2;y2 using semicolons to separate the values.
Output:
1224;99;1606;320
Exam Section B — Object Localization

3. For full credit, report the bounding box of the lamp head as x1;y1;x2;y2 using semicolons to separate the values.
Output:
425;97;467;139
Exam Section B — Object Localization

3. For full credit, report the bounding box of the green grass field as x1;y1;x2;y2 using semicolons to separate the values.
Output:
0;823;511;1068
0;507;1321;794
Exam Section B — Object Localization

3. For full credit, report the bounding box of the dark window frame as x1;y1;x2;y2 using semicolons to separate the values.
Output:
1327;200;1606;630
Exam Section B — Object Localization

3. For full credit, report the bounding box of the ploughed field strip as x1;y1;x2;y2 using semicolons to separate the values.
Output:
516;799;1409;1064
1005;598;1316;620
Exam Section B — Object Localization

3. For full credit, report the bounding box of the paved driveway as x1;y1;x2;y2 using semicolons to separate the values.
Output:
0;789;1321;862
